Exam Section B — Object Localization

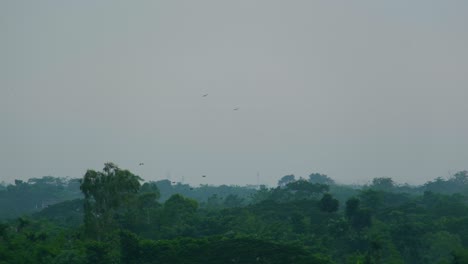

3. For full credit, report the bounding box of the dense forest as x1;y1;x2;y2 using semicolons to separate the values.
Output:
1;163;468;263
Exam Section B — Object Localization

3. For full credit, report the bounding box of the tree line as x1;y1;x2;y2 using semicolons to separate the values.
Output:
1;163;468;263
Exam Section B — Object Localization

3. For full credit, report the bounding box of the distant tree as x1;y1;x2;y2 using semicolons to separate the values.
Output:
28;176;66;187
0;181;6;191
16;217;30;233
140;182;161;198
286;180;329;200
424;177;449;193
66;178;82;193
154;179;176;201
206;194;221;209
163;194;198;222
155;179;172;190
453;171;468;185
359;189;383;211
14;179;24;186
80;162;142;239
223;194;244;208
278;175;296;187
250;185;271;203
161;194;198;237
345;197;360;219
129;187;161;228
351;209;372;230
309;173;335;185
319;193;339;213
370;177;395;190
423;172;468;194
345;197;371;229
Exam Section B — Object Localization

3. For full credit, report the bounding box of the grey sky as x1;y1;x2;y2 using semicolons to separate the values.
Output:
2;0;468;186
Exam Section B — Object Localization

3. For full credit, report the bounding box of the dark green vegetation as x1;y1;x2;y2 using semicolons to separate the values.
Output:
1;164;468;263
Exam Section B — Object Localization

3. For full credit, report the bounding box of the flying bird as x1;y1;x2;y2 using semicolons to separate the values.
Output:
233;108;239;111
202;94;208;97
139;163;144;166
202;175;206;178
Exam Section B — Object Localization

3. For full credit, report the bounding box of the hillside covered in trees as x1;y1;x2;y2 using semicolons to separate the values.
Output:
2;163;468;263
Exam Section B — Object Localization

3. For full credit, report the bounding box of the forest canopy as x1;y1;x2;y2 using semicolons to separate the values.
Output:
1;165;468;263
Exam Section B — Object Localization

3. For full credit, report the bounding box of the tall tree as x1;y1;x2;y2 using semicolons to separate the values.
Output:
286;180;329;200
80;162;142;239
370;177;395;190
278;175;296;187
319;193;339;213
309;173;335;185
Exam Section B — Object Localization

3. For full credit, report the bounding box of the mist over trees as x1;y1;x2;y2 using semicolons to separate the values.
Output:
1;165;468;263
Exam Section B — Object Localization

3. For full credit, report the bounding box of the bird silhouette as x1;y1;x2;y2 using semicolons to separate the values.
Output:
233;108;239;111
202;175;206;178
202;94;208;97
139;163;144;166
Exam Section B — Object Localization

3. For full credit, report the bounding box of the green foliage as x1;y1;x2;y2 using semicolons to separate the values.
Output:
346;197;360;218
33;199;84;227
2;170;468;264
163;194;198;224
223;194;245;208
135;236;334;264
421;231;463;264
371;177;395;191
278;174;296;187
319;193;339;213
452;248;468;264
309;173;335;185
154;180;257;205
0;176;82;220
424;171;468;195
286;180;329;199
80;162;143;239
51;250;85;264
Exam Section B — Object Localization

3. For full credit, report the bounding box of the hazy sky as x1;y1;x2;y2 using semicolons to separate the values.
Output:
2;0;468;186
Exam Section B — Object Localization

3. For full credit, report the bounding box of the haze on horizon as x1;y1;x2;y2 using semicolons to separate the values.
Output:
1;0;468;187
